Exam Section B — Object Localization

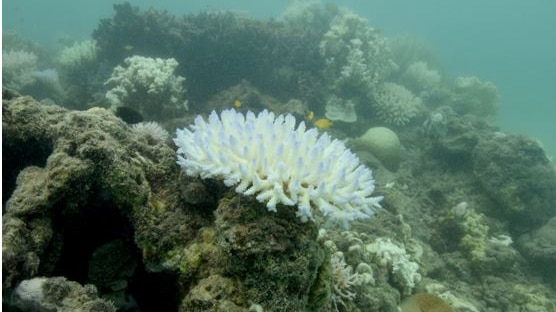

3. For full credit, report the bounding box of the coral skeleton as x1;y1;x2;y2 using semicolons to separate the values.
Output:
366;237;421;294
330;251;362;309
174;109;382;227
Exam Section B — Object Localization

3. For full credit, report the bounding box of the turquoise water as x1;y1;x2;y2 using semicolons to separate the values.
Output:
4;0;556;158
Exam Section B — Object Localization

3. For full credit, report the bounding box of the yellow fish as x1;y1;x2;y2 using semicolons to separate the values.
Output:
314;118;333;129
233;99;242;108
306;110;315;121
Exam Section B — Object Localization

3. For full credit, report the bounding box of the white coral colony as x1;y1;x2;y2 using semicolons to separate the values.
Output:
174;109;382;227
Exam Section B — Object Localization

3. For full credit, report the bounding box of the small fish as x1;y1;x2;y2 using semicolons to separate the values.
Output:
314;118;333;129
123;44;134;52
233;99;242;108
306;110;315;121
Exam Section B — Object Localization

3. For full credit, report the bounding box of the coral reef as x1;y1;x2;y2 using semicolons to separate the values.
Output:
57;40;98;70
319;8;394;122
2;94;178;310
2;92;331;311
204;80;308;118
93;2;326;106
402;61;442;94
3;2;556;311
2;49;38;90
319;10;392;95
105;55;188;121
451;76;499;118
517;216;556;281
472;133;556;234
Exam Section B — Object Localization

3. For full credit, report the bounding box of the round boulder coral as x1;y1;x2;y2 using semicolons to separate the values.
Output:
353;127;401;170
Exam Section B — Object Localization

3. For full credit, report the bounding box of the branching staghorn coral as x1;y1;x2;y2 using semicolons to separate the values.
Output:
319;9;395;122
330;251;363;310
319;10;392;93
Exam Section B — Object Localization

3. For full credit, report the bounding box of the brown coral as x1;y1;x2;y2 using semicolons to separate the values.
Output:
399;293;453;312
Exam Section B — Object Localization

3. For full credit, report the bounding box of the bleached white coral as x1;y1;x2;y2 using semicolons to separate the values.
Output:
105;55;188;121
366;237;421;294
373;82;422;126
320;10;393;94
330;251;362;309
57;40;97;68
131;121;169;142
174;109;382;227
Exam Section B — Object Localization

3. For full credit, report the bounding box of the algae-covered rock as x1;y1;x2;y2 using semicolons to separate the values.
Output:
472;134;556;234
517;217;556;280
2;92;180;309
212;195;327;311
3;91;331;311
10;276;116;312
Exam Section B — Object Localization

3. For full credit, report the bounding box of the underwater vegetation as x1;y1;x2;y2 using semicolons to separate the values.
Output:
2;1;556;311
